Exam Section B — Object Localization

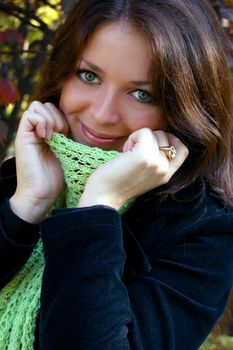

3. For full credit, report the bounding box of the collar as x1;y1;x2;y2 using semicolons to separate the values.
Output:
125;177;207;221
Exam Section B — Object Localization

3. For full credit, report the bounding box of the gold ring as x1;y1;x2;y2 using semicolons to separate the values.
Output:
159;146;176;160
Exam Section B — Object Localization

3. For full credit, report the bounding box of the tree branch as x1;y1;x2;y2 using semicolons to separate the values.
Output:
0;3;49;33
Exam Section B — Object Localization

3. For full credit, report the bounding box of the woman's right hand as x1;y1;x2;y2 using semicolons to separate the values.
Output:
10;101;69;224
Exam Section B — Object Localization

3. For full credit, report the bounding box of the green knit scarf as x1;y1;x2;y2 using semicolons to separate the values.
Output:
0;132;133;350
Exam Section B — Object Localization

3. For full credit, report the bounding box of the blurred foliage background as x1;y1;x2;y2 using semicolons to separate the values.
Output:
0;0;232;348
0;0;76;160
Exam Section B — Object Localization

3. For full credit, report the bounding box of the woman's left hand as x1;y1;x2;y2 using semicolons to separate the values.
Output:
78;128;189;210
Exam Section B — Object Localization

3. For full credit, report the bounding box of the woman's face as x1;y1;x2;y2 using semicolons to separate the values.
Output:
59;22;167;151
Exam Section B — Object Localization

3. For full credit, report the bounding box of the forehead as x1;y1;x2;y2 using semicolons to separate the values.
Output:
80;22;153;80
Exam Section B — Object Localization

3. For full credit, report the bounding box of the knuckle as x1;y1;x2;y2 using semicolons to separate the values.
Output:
161;173;170;184
157;167;169;179
144;128;154;137
44;102;56;112
30;100;41;109
153;129;164;137
160;167;168;177
138;156;156;169
21;110;28;119
139;127;153;137
56;123;65;132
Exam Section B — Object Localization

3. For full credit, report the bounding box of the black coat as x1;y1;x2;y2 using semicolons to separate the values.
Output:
0;158;233;350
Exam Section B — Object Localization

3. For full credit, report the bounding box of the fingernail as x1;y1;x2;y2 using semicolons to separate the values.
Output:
47;130;53;140
43;128;46;139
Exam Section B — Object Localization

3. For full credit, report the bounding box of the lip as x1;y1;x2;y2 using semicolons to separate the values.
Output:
81;123;122;146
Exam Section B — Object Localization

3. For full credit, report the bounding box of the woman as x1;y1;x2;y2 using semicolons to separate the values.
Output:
0;0;233;349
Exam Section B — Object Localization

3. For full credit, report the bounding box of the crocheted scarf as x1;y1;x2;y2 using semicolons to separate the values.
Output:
0;132;133;350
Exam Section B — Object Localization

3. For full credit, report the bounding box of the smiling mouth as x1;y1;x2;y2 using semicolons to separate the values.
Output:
81;123;123;145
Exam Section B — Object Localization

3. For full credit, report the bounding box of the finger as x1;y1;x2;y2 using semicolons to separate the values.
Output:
28;101;55;139
166;133;189;174
153;130;188;166
125;129;155;163
127;128;157;153
152;130;171;162
127;128;168;163
125;128;170;175
123;137;135;152
18;111;53;140
44;102;69;136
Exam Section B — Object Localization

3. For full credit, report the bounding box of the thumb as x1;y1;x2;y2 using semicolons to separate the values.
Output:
123;136;136;152
123;128;158;154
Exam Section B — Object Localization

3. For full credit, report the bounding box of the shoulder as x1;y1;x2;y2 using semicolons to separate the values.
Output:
190;183;233;234
127;177;233;227
124;177;233;258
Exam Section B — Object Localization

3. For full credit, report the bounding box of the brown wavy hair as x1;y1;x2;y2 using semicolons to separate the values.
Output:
34;0;233;205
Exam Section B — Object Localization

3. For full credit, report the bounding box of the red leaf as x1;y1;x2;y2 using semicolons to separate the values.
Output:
0;78;20;105
0;30;25;46
0;32;6;42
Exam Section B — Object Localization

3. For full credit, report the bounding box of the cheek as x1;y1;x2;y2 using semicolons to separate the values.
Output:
59;83;73;113
59;81;88;114
128;106;167;132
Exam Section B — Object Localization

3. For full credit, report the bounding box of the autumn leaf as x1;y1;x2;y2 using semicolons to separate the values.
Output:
0;29;25;46
0;78;20;105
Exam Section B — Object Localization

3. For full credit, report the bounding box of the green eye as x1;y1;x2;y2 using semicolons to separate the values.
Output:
132;89;152;103
76;70;99;83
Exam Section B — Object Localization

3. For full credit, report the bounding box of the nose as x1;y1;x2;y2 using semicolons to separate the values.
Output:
90;87;121;125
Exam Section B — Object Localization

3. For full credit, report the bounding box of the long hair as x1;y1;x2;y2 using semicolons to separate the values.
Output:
35;0;233;205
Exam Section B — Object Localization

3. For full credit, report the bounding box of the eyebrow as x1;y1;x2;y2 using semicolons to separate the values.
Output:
80;58;152;87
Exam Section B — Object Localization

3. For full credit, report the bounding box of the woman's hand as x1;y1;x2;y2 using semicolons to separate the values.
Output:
78;128;189;210
10;101;69;224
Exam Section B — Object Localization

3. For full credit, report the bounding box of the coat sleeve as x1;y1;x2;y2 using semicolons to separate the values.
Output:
0;199;39;288
0;158;39;288
39;205;233;350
